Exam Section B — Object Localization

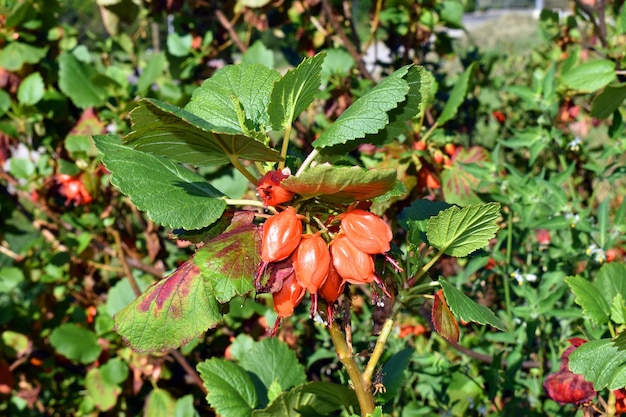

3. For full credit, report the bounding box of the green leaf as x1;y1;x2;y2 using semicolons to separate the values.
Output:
439;280;506;330
436;62;476;126
426;202;500;257
94;133;227;230
194;223;261;303
321;48;355;82
17;72;44;105
252;383;348;417
145;388;177;417
124;99;282;166
175;395;200;417
59;52;107;108
441;146;490;206
0;42;48;71
432;287;460;342
569;339;626;391
167;32;192;57
238;338;306;397
197;358;257;417
100;358;129;385
137;52;167;95
299;382;358;412
398;199;454;231
379;349;413;402
564;275;610;324
185;64;281;133
561;59;616;93
439;0;465;28
0;89;10;117
611;294;626;325
282;165;398;204
313;67;410;149
114;260;222;352
49;323;102;364
269;53;324;130
85;368;121;412
591;82;626;119
594;263;626;308
105;276;152;317
242;41;274;68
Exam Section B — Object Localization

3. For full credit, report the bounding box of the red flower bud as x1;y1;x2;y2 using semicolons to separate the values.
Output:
339;209;392;254
318;263;345;303
330;234;376;284
292;234;330;294
261;206;302;263
256;169;294;207
272;271;306;318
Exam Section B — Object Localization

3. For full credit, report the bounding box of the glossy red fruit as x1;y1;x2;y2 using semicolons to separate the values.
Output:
261;206;302;263
330;234;376;284
339;209;391;254
256;169;295;207
272;271;306;318
444;143;456;157
318;263;345;303
492;110;506;124
292;234;330;294
432;150;444;165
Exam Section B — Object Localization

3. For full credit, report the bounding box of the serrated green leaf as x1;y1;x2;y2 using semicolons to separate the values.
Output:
595;262;626;307
49;323;102;364
197;358;257;417
564;275;610;324
145;388;177;417
439;280;506;330
137;52;166;95
282;165;397;204
94;133;227;230
313;68;409;149
124;99;282;166
194;223;261;302
86;368;121;412
569;339;626;391
17;72;44;105
59;52;107;108
269;53;324;130
426;202;500;257
114;260;222;352
436;62;476;126
611;293;626;325
561;59;616;93
251;383;347;417
238;338;306;398
185;64;281;133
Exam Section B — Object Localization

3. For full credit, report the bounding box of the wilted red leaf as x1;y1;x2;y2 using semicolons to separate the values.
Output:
432;289;459;343
543;370;596;405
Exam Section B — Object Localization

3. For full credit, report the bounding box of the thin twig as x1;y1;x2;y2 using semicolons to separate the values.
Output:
112;229;142;297
215;9;247;53
169;350;208;395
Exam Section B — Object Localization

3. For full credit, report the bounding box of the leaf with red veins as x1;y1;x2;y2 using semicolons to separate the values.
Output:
195;223;262;303
114;260;222;352
432;289;459;343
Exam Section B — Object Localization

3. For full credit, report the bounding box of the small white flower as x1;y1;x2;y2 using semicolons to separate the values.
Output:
567;136;582;151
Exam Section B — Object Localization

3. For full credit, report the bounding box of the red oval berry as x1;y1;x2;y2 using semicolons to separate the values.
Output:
272;271;306;318
256;169;295;207
292;234;330;294
432;150;444;165
261;206;302;263
330;234;376;284
444;143;456;157
318;263;345;303
340;209;391;254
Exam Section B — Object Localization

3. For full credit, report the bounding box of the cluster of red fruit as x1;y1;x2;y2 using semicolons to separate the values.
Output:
255;171;394;329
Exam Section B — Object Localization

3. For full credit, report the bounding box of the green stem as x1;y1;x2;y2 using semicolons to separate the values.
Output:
278;123;293;170
419;122;439;144
224;198;266;209
503;211;513;327
363;317;395;386
328;324;375;417
230;156;258;184
409;247;446;286
296;148;319;177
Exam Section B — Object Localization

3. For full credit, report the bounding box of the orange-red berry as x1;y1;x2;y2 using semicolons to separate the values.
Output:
261;206;302;263
256;169;295;207
340;209;391;254
318;263;345;303
330;234;376;284
272;271;306;318
292;234;330;294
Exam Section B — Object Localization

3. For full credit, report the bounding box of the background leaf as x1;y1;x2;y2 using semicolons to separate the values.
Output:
49;323;102;364
124;99;282;166
561;59;616;92
137;52;166;96
594;263;626;307
197;358;257;417
114;260;222;352
269;53;324;130
564;275;610;324
439;280;506;330
426;202;500;257
85;368;121;411
59;51;107;108
591;82;626;119
436;62;476;125
145;388;177;417
94;133;227;230
282;165;398;204
441;146;490;206
251;383;348;417
569;339;626;391
17;72;44;105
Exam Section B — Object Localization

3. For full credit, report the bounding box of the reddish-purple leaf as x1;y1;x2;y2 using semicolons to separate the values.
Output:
432;289;460;343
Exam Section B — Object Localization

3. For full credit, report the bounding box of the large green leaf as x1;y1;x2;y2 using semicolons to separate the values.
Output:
194;222;261;303
561;59;616;93
269;53;325;130
114;260;222;352
282;165;398;204
439;280;505;330
197;358;257;417
59;52;107;108
436;62;476;126
251;383;349;417
313;67;410;149
94;133;227;230
49;324;103;364
185;64;281;133
124;99;282;166
591;82;626;119
569;339;626;391
426;202;500;257
564;275;610;324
